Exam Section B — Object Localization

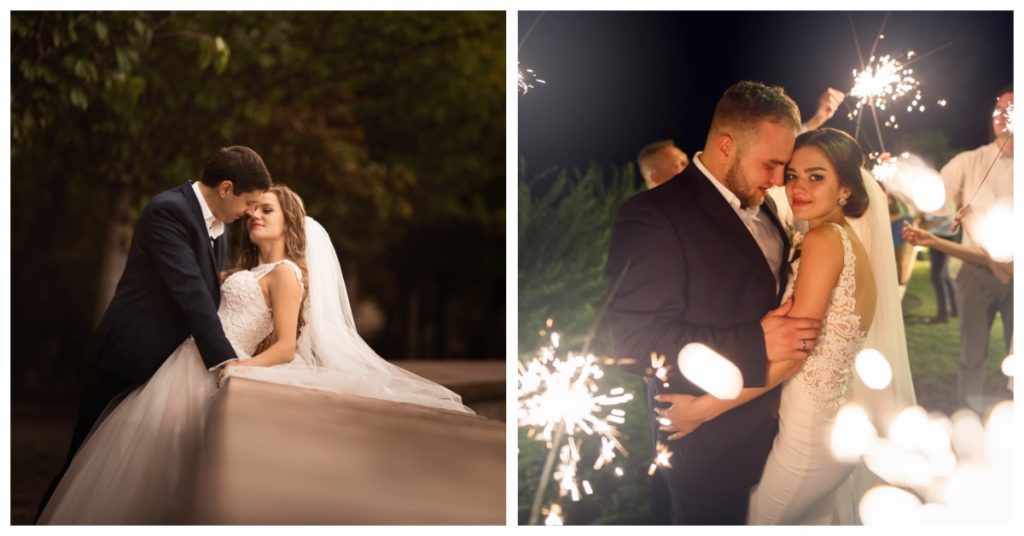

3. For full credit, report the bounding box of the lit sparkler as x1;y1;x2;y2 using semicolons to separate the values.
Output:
647;441;673;476
847;53;922;129
993;102;1015;133
518;63;546;96
518;343;633;443
519;326;633;524
650;352;671;388
870;157;898;183
953;100;1014;233
543;504;564;526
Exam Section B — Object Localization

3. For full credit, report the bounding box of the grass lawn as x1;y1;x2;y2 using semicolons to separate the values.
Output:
518;253;1014;525
902;254;1012;414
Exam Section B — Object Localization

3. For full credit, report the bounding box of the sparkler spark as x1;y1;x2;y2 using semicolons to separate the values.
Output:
543;504;564;526
871;158;898;183
650;352;670;388
993;102;1015;134
519;326;634;519
848;53;921;123
647;442;673;476
518;63;546;96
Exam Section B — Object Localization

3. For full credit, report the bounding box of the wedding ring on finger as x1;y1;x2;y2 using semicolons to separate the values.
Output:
801;339;808;351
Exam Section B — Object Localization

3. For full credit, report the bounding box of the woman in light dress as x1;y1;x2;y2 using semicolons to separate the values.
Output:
40;185;471;524
659;128;915;524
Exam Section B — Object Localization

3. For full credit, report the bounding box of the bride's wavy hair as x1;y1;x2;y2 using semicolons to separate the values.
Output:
793;128;870;218
229;185;310;340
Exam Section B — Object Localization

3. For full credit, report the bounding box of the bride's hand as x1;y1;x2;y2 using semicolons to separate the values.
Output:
217;360;240;387
654;394;713;441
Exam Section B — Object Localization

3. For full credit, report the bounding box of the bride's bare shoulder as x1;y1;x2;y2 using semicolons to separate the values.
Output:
801;224;844;265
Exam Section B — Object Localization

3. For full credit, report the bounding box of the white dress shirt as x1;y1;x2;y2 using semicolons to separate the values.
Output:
940;142;1013;249
693;152;784;290
192;181;225;243
192;181;232;370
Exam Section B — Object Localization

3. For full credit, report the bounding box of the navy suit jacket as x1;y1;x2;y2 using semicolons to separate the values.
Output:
87;182;237;382
606;163;791;493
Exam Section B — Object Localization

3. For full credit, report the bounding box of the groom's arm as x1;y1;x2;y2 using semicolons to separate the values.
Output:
137;199;237;369
606;196;769;392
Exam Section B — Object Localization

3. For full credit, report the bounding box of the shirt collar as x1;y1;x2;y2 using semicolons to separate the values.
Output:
192;181;225;240
693;152;762;220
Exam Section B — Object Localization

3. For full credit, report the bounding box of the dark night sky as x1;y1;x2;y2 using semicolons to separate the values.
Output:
518;11;1013;172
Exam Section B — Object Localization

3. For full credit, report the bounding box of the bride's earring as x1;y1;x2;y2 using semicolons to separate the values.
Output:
839;196;848;207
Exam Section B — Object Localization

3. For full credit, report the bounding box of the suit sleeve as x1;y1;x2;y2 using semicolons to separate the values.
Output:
137;201;237;368
605;196;768;392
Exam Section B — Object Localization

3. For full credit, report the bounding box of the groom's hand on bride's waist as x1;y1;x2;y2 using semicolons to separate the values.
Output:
761;298;821;362
654;394;713;441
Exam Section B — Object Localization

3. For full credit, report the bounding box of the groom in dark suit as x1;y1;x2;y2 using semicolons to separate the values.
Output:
606;81;821;524
36;146;272;521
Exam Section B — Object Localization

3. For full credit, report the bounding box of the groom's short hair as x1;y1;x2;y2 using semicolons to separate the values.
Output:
709;81;801;142
200;146;273;193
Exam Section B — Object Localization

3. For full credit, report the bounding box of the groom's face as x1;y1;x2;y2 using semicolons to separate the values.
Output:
217;185;265;223
724;120;796;208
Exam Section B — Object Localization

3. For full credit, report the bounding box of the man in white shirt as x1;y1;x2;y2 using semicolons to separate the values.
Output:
635;88;845;236
37;146;271;521
941;85;1014;413
608;81;821;524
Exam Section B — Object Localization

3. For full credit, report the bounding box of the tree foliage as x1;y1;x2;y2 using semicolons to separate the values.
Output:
11;12;505;392
517;160;642;354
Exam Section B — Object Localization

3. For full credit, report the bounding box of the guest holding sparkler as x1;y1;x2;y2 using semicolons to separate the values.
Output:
607;81;821;525
912;85;1013;414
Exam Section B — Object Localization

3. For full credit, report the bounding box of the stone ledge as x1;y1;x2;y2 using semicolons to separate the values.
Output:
188;377;504;524
396;360;505;401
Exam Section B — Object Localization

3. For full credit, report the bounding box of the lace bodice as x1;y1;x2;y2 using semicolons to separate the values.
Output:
782;223;867;413
217;259;303;360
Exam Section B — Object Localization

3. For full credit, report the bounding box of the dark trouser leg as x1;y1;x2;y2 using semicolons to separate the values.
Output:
929;247;951;319
671;488;751;525
956;264;998;414
34;363;134;523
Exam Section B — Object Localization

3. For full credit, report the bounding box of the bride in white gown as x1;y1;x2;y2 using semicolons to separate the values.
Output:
39;185;471;524
658;128;915;524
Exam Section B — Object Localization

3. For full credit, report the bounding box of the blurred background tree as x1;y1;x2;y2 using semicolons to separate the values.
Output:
11;11;505;396
517;160;640;354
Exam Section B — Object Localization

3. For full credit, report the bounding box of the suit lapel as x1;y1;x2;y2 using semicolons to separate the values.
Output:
761;194;792;302
688;167;777;295
179;182;219;295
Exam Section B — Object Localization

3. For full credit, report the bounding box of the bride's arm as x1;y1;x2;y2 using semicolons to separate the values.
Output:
227;264;303;370
657;225;846;439
656;358;802;439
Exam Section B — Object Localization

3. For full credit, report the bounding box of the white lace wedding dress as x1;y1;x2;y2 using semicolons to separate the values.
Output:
748;223;876;524
40;256;470;524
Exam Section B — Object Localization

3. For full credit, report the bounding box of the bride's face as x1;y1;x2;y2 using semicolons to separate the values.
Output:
246;192;286;245
784;146;851;224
